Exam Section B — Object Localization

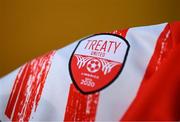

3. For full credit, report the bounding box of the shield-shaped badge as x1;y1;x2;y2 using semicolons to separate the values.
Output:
69;33;130;94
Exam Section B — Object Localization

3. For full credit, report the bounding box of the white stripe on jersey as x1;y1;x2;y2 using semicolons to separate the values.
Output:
95;23;167;121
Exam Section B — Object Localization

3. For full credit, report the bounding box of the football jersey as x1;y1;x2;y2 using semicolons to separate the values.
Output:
0;21;179;121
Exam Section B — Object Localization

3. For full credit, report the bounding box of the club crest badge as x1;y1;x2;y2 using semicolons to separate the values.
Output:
69;33;130;94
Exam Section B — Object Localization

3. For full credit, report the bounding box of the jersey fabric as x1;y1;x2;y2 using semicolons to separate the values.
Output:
0;21;179;121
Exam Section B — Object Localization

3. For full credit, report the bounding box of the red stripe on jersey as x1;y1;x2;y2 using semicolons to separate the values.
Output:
64;84;99;121
5;51;55;121
64;29;128;121
140;24;173;80
5;64;29;118
111;28;128;37
121;23;180;120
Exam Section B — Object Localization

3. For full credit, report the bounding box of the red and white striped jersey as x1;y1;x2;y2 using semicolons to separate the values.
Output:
0;21;180;121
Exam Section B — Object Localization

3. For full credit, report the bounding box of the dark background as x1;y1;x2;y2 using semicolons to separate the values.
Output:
0;0;180;77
